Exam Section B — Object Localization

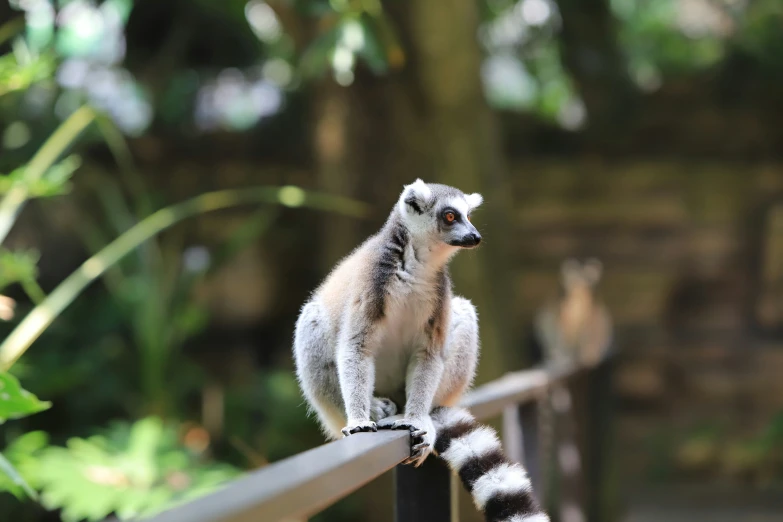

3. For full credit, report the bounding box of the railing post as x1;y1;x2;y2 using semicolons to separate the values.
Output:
518;399;543;501
502;404;524;463
553;382;586;522
583;356;615;522
502;396;546;505
394;452;452;522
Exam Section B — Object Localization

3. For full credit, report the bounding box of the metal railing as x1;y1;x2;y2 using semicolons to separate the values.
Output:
139;356;614;522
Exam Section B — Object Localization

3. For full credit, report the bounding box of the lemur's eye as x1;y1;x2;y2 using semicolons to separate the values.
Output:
467;214;471;222
444;211;456;223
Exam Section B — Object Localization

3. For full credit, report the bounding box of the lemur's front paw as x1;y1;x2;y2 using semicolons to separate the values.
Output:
341;420;377;437
370;397;398;422
377;414;436;467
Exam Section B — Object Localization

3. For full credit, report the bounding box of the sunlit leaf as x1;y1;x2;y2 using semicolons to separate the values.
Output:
0;249;40;293
611;0;727;75
0;155;81;198
0;451;37;499
0;52;56;96
35;417;241;521
354;15;388;74
0;373;51;424
0;431;48;499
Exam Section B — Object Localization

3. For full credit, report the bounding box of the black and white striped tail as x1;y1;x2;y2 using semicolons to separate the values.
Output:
431;406;550;522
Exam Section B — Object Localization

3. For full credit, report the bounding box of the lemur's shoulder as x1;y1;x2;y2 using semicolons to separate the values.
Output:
313;230;389;318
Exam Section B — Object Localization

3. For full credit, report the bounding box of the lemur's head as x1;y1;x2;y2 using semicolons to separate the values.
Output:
558;258;603;335
560;258;603;295
397;179;483;248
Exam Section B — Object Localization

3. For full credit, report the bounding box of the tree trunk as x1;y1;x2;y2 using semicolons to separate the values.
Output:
312;80;362;271
311;71;426;270
390;0;522;379
310;1;522;380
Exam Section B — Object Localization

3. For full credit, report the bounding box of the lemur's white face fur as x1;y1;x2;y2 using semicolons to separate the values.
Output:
561;258;603;290
396;179;483;248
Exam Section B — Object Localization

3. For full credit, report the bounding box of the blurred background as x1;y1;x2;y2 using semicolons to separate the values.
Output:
1;0;783;521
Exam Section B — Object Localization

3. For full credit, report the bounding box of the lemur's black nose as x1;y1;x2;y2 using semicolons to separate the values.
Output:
451;232;482;247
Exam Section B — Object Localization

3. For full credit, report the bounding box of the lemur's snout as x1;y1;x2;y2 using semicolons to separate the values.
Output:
460;232;481;247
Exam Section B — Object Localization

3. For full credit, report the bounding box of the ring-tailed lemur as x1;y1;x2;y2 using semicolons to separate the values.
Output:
533;258;612;368
294;180;549;522
531;258;613;522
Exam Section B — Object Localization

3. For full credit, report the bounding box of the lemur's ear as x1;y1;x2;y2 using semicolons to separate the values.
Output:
582;258;603;284
560;258;581;281
400;179;432;215
466;193;483;210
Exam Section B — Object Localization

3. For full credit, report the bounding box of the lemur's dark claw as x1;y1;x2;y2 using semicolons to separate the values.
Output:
411;430;427;438
403;446;429;467
341;421;378;437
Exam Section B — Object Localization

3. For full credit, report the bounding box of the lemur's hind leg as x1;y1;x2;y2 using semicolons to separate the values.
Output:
435;295;479;407
294;301;398;439
293;301;346;440
370;397;398;422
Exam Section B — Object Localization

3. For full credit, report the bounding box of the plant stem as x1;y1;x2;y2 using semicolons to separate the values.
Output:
0;186;371;370
20;278;46;305
0;106;95;244
93;114;154;217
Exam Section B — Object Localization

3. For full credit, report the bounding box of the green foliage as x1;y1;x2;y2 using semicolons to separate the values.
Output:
299;12;403;85
0;156;82;198
71;175;282;415
0;449;36;501
0;52;56;97
478;2;584;127
0;250;39;292
0;431;48;500
0;374;51;501
252;370;319;462
0;372;51;424
735;0;783;72
0;249;47;304
32;417;240;522
611;0;727;81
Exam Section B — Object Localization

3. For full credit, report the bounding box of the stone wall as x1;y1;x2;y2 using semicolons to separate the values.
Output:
507;161;783;483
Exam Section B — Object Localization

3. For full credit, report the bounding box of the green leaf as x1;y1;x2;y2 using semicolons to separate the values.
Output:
35;417;241;521
0;451;37;500
173;305;209;339
0;155;82;198
0;431;48;499
0;373;51;424
354;14;390;75
0;52;56;96
0;248;40;294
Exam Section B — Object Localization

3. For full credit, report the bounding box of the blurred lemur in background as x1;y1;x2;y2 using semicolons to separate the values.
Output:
294;180;549;522
529;258;613;522
533;258;613;368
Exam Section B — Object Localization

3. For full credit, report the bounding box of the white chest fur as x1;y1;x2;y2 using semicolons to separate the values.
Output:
373;249;441;395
